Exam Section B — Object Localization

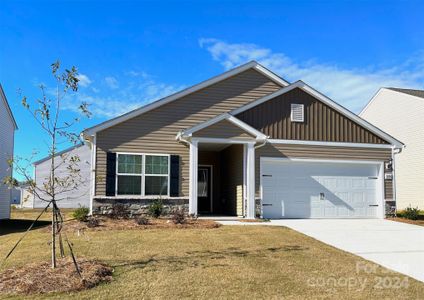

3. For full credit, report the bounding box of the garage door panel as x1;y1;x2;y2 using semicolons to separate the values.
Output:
261;160;382;219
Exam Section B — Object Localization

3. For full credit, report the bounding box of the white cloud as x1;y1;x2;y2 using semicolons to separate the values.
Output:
62;74;185;118
76;74;92;87
104;76;119;89
199;38;424;112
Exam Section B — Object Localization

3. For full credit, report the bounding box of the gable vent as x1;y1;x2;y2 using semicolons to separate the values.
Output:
291;103;304;122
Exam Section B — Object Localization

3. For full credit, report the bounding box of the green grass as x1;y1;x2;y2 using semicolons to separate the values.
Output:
1;210;423;299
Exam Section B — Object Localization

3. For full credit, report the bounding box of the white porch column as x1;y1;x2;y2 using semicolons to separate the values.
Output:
246;143;256;219
189;140;198;216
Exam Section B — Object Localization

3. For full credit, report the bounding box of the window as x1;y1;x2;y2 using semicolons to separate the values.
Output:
116;153;169;196
144;155;169;195
291;103;304;122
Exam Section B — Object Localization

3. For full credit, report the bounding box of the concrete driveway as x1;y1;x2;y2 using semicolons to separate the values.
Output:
219;219;424;283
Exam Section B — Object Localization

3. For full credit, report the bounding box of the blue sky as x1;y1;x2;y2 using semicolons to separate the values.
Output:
1;0;424;179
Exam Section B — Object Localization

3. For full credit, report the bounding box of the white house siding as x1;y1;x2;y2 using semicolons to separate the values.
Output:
0;89;15;219
34;144;91;209
360;89;424;210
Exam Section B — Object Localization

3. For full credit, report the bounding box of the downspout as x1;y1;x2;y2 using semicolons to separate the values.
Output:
253;137;269;218
391;145;403;216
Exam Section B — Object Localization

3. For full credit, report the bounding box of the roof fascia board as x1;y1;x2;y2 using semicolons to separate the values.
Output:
231;82;403;148
84;61;288;136
359;87;386;116
33;143;84;166
226;114;267;139
253;64;290;87
182;113;230;136
182;113;267;140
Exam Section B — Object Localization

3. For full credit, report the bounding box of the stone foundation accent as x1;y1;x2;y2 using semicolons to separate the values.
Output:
385;200;396;217
93;198;189;217
255;198;261;218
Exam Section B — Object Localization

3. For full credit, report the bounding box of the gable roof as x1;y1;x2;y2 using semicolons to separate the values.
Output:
231;81;404;148
387;87;424;99
33;143;85;165
0;84;18;130
83;61;289;136
180;113;267;140
360;87;424;118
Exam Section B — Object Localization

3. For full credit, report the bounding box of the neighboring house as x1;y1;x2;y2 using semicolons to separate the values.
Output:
11;186;21;205
0;84;17;219
360;88;424;210
11;184;34;207
83;61;403;219
33;143;91;209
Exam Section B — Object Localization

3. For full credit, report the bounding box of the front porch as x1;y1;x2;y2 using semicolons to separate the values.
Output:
188;139;257;219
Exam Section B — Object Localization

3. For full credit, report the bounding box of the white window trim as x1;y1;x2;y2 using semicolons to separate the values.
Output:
115;152;170;197
290;103;304;122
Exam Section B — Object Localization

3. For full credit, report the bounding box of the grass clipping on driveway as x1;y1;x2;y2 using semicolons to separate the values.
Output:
0;258;113;295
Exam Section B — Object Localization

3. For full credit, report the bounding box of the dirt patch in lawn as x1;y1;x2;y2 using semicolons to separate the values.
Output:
47;217;221;233
0;258;112;295
388;217;424;227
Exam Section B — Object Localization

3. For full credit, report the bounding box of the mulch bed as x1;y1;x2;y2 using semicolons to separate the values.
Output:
50;217;221;233
0;259;113;295
387;217;424;226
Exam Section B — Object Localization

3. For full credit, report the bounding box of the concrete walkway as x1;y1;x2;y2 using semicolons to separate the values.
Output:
218;219;424;283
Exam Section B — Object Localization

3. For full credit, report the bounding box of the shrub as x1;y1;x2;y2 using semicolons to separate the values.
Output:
171;208;186;224
87;216;100;228
402;206;421;220
135;215;150;225
148;200;163;218
72;206;89;222
110;203;129;219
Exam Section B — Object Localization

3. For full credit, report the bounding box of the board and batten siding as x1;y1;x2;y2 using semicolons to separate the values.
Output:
256;144;393;200
0;92;15;219
34;145;91;208
237;88;388;144
95;69;282;196
193;119;254;139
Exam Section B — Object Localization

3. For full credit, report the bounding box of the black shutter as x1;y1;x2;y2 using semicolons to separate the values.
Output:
106;152;116;196
170;155;180;197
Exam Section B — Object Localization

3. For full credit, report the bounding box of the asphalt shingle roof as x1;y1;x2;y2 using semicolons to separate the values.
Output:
388;87;424;99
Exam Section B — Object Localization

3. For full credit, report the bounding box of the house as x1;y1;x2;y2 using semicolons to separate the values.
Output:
32;143;91;209
0;84;18;219
360;88;424;210
83;61;403;219
10;183;34;207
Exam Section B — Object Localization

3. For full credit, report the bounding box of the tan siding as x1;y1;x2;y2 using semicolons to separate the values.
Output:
95;69;281;196
256;144;393;200
194;119;254;139
221;145;243;216
237;88;388;144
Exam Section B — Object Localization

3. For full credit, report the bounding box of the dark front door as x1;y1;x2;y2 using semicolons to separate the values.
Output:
198;166;212;213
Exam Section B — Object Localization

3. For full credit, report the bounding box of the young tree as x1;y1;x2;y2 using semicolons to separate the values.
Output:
3;61;91;269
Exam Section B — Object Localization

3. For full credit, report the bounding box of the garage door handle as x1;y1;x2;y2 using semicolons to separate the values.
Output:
262;204;273;206
262;174;272;177
369;204;379;207
368;177;378;179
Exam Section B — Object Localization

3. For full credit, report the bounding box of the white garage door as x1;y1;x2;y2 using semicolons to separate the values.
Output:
261;159;383;219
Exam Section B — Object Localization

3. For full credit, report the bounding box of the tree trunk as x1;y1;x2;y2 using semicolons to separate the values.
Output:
51;203;56;268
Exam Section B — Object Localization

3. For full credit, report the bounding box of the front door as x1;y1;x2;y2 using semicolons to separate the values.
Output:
198;166;212;213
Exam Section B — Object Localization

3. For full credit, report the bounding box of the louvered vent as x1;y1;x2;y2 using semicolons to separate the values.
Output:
291;103;304;122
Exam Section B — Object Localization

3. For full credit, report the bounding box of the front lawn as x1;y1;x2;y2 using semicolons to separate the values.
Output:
1;210;423;299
